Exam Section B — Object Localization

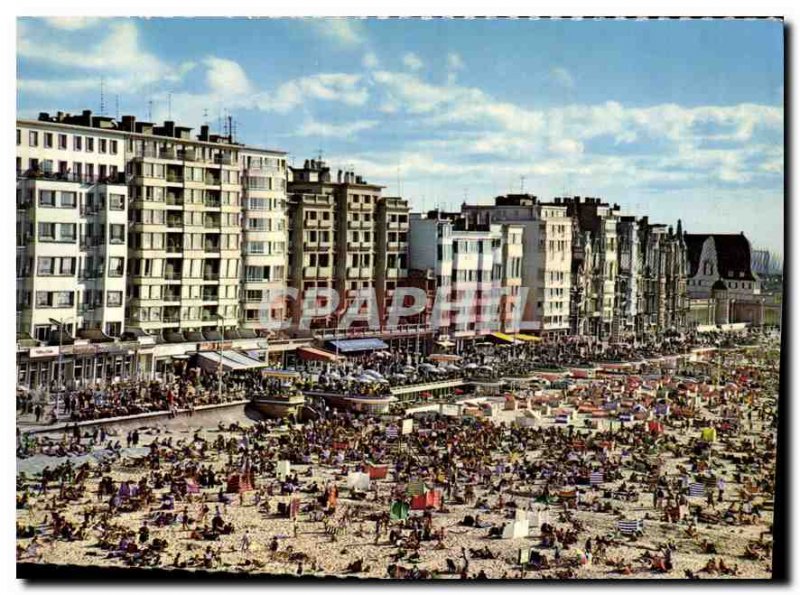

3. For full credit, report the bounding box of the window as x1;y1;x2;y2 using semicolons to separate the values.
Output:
35;291;50;307
58;134;68;149
29;131;38;147
109;224;125;244
248;241;265;254
99;139;107;153
37;257;53;276
59;258;75;276
107;291;123;307
39;190;56;207
109;194;125;210
73;136;82;151
43;132;53;148
60;191;77;208
59;223;76;242
55;291;73;307
16;129;20;145
86;137;94;152
110;140;118;154
38;222;55;240
108;257;125;276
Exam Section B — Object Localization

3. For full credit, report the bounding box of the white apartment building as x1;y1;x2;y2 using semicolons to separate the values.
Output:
240;148;288;331
462;195;572;336
16;116;129;343
409;211;523;348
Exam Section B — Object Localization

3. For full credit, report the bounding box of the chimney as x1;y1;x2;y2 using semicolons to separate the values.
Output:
199;125;210;141
163;120;175;137
121;115;136;132
337;170;342;183
38;112;50;121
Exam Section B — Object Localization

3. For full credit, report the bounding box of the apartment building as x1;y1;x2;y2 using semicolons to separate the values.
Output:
616;216;642;339
563;197;620;340
288;159;409;332
119;116;244;341
409;211;523;349
240;148;288;331
462;194;572;337
374;196;410;324
16;115;129;343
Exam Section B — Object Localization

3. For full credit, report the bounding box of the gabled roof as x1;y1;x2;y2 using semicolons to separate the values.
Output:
685;233;756;281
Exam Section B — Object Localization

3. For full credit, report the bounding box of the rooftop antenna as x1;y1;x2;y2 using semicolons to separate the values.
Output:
317;147;324;162
203;108;209;127
227;113;233;141
99;76;106;115
147;99;153;122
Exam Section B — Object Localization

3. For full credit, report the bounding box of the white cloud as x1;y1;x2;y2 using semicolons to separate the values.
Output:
548;138;584;156
402;52;424;72
204;57;252;97
43;17;101;30
447;52;464;71
17;21;195;95
550;67;575;89
309;18;365;47
362;52;379;69
295;117;377;139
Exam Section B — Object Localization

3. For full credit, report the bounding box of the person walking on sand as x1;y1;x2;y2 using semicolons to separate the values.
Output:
240;529;252;553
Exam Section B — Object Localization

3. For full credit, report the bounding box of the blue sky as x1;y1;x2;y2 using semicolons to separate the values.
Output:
17;17;784;254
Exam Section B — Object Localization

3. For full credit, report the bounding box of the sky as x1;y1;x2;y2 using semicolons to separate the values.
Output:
16;17;785;255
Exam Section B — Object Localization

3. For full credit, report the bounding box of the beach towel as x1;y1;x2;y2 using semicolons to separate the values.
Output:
364;463;388;480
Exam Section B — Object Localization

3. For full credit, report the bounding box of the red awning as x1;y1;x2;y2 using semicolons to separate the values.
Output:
298;346;342;363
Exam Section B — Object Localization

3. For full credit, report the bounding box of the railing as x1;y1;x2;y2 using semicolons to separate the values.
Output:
17;170;127;185
204;198;221;208
203;271;220;281
205;176;221;186
204;243;220;253
166;174;183;183
164;272;181;280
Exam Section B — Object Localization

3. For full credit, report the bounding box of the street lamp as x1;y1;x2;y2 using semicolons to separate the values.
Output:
49;316;74;418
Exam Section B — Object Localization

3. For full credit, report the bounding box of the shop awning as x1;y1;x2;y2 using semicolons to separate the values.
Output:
298;346;342;362
514;333;541;343
326;338;389;354
436;339;455;348
196;350;269;372
488;332;515;344
429;353;461;362
262;369;301;379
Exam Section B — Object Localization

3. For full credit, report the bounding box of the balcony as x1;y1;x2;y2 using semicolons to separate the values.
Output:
166;242;182;254
204;197;221;208
163;291;181;303
204;218;221;229
166;194;184;207
18;169;127;185
203;270;220;281
166;216;183;229
164;270;182;281
177;149;197;162
166;173;184;184
159;148;176;160
202;290;219;302
214;154;234;166
205;175;221;186
204;241;220;253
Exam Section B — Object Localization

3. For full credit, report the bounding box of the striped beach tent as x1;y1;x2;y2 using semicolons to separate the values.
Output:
618;413;633;422
688;483;706;497
555;414;570;424
617;519;644;535
589;471;604;486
